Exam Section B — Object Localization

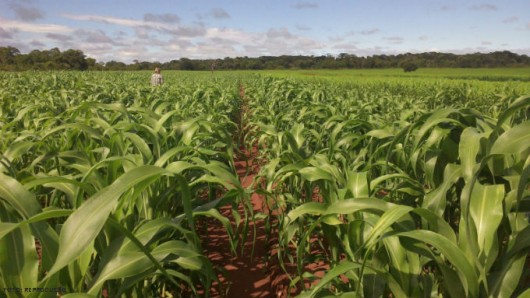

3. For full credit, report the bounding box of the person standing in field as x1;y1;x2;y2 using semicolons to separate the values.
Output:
151;67;164;86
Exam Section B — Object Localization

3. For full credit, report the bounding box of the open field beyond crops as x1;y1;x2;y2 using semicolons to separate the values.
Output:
0;69;529;297
262;67;530;82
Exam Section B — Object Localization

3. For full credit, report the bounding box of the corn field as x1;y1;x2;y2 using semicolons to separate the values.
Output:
0;71;529;297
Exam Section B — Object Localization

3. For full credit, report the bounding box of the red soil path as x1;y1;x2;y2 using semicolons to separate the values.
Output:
199;146;275;297
197;84;329;297
198;146;330;297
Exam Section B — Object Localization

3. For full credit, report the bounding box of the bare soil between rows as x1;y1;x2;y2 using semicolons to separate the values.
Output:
198;145;273;297
197;145;330;298
197;84;329;297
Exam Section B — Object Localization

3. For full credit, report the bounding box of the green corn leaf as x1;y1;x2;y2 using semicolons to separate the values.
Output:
154;110;180;133
0;223;18;239
489;253;527;298
496;95;530;127
411;108;458;152
309;261;362;296
42;123;102;141
0;173;42;218
124;132;153;162
174;255;203;270
0;173;59;271
177;118;200;145
299;166;334;182
118;218;172;253
412;208;457;244
517;155;530;205
367;128;394;139
469;183;505;256
369;173;415;192
0;141;35;174
382;236;419;296
0;224;39;291
506;225;530;260
363;205;413;251
396;230;478;297
45;166;168;279
324;198;393;216
517;288;530;298
491;121;530;154
284;202;326;225
25;208;72;225
346;171;369;198
88;252;154;294
459;127;484;183
422;163;461;217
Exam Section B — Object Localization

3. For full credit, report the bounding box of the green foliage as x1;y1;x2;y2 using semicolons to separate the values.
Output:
401;62;418;72
0;71;529;297
245;77;530;297
3;46;530;71
0;72;247;297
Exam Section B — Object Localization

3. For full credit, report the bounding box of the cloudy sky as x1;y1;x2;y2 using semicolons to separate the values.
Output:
1;0;529;63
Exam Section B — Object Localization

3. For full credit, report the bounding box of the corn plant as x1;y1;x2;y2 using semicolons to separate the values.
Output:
0;72;248;297
246;77;530;297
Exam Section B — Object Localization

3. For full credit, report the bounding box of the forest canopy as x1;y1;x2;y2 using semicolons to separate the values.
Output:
1;46;529;71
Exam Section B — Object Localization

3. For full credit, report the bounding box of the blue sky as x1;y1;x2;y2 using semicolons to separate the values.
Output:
1;0;529;63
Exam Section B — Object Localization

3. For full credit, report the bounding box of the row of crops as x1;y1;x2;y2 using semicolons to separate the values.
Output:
244;77;530;297
1;71;529;297
0;72;249;297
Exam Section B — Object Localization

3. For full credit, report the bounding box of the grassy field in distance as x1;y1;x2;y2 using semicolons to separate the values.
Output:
256;67;530;81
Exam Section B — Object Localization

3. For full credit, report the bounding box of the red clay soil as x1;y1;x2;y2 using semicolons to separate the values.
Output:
198;84;331;297
199;145;274;297
198;145;332;298
199;82;278;297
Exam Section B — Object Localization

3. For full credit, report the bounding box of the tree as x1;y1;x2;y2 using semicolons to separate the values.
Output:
105;60;127;70
179;58;195;70
401;61;418;72
59;49;88;70
0;46;20;65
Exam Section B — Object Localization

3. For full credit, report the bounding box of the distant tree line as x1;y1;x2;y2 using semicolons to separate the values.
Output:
1;46;529;71
0;47;96;71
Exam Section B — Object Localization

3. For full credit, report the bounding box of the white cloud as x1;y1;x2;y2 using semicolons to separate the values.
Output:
384;36;404;44
266;28;295;39
76;29;117;44
332;43;359;51
205;27;253;43
470;4;498;11
0;18;73;33
62;14;146;27
0;27;16;39
143;13;180;24
361;28;380;35
30;40;45;47
63;13;206;38
7;8;524;63
502;16;519;23
9;3;44;21
210;8;230;19
54;13;329;60
295;24;311;31
45;33;72;41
